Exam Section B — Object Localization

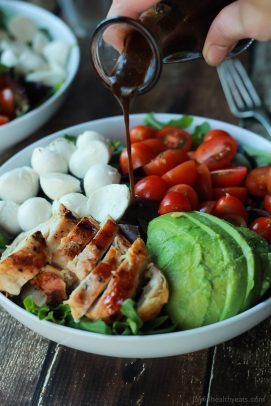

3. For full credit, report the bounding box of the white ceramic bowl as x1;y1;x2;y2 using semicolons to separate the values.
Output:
1;113;271;358
0;0;80;152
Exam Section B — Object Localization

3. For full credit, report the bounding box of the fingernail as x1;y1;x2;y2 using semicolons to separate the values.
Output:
204;44;229;66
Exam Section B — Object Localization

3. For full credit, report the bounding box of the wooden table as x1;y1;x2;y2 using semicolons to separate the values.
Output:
1;4;271;405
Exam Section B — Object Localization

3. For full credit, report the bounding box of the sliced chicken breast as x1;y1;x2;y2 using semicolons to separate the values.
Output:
0;231;48;296
86;238;150;322
68;217;119;280
137;263;169;321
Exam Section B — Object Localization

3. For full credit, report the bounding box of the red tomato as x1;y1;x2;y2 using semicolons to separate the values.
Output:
198;201;217;214
158;191;192;215
194;164;213;201
0;115;9;125
203;129;232;143
156;127;192;151
143;149;187;176
211;166;247;188
162;160;197;187
266;168;271;194
120;143;155;174
0;88;14;117
249;217;271;243
130;125;156;143
168;184;199;210
221;214;247;227
134;176;168;201
264;195;271;213
213;187;247;203
187;151;196;160
142;139;167;155
194;135;238;170
214;195;247;220
246;166;270;197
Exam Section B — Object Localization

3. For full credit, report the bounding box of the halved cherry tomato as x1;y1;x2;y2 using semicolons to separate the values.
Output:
156;127;192;151
213;187;247;203
249;217;271;243
266;168;271;194
264;195;271;213
142;139;167;155
211;166;247;188
194;164;213;201
194;135;238;170
158;191;192;215
199;201;217;214
187;151;196;160
143;149;187;176
0;115;9;125
246;166;270;197
130;125;156;143
203;129;232;143
162;160;197;187
0;88;14;117
214;195;247;220
134;175;168;201
120;143;155;174
168;184;199;210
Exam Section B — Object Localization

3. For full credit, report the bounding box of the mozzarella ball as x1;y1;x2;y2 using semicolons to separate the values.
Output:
43;41;70;67
87;184;130;223
0;166;39;204
69;141;111;179
76;131;107;149
0;201;21;235
40;173;81;200
31;147;68;176
18;197;52;231
52;193;88;217
84;164;121;197
48;138;76;163
8;16;38;43
16;50;46;74
32;31;49;54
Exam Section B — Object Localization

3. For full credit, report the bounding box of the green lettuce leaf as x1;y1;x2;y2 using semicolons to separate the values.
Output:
144;113;193;130
191;122;211;149
243;146;271;167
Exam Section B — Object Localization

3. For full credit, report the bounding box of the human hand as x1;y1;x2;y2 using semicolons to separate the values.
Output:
203;0;271;66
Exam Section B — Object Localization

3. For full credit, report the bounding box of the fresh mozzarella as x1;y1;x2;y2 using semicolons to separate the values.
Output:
76;131;106;149
40;173;81;200
32;31;49;54
0;49;18;67
26;63;66;86
16;49;46;74
43;41;70;67
84;164;121;197
87;184;130;223
18;197;52;231
8;16;38;43
0;166;39;204
69;141;111;179
0;201;21;235
52;193;88;217
31;147;68;176
48;138;76;163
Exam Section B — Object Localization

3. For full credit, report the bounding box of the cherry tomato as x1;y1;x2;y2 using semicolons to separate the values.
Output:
213;187;247;203
194;164;213;201
249;217;271;243
130;125;156;143
142;139;167;155
120;143;155;174
203;129;232;143
0;115;9;125
199;201;217;214
214;195;247;220
245;166;270;197
162;160;197;187
264;195;271;213
194;135;238;170
143;149;187;176
158;191;192;215
0;88;14;117
134;175;168;201
266;168;271;195
222;214;247;227
187;151;196;160
211;166;247;188
168;184;199;210
156;127;192;151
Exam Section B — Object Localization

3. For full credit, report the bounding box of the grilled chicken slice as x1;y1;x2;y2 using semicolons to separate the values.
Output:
137;263;169;321
52;217;99;268
86;238;150;322
0;231;48;296
66;245;124;321
68;217;119;280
